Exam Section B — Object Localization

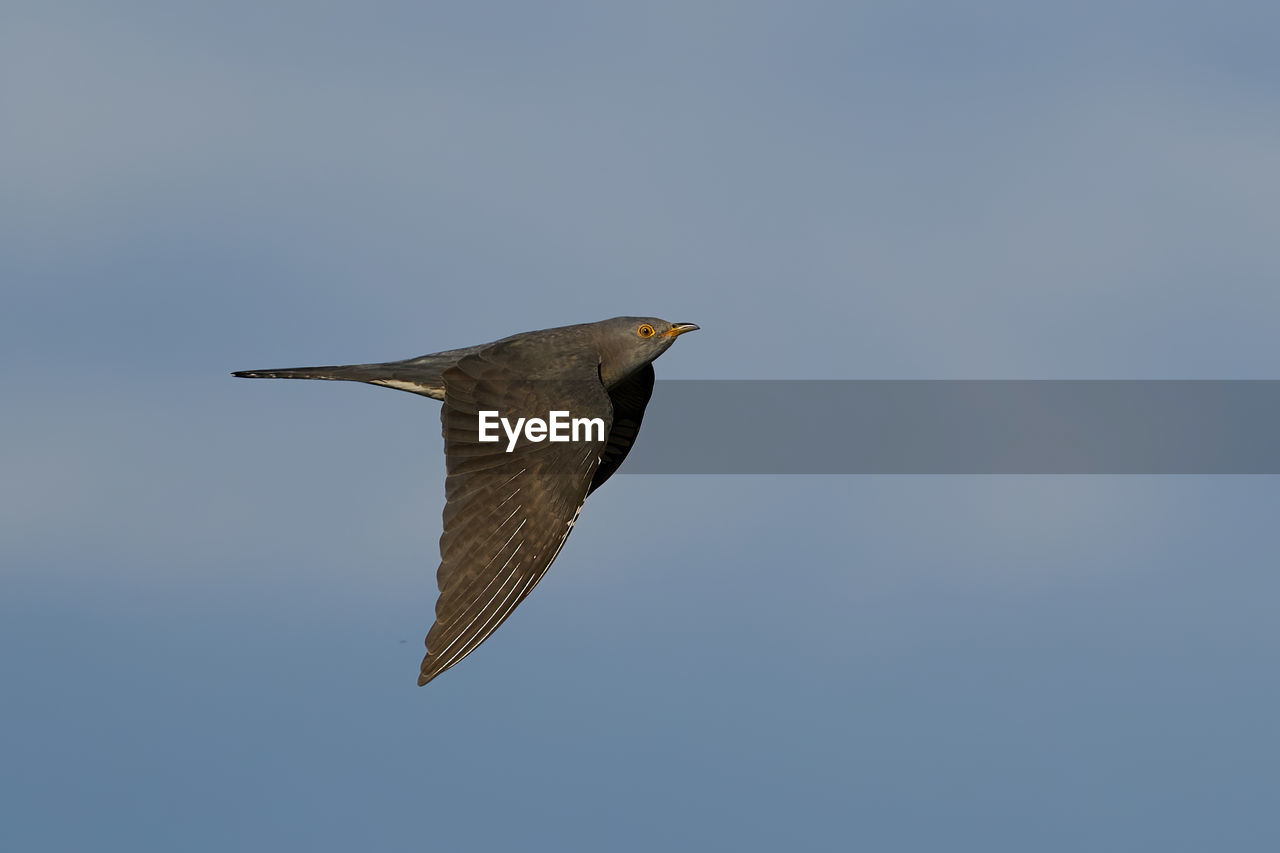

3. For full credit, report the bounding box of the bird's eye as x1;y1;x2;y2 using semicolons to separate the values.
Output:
637;324;656;338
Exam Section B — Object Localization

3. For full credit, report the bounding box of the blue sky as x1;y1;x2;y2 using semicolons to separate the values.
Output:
2;2;1278;850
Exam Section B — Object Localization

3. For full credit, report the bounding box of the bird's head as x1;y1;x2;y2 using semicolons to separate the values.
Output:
592;316;699;386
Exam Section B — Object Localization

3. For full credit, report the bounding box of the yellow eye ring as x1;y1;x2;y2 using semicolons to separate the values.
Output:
637;324;656;338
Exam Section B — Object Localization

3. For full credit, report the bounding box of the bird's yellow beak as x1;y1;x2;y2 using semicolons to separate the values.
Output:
663;323;700;338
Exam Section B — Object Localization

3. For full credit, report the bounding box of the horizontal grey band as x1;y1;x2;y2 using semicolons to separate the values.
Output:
623;380;1280;474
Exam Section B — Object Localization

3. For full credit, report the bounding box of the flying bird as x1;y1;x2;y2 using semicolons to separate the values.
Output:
234;317;699;685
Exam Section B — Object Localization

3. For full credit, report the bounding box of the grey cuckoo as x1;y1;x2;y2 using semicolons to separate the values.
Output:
234;317;699;685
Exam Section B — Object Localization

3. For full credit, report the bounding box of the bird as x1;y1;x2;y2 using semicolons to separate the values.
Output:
234;317;699;685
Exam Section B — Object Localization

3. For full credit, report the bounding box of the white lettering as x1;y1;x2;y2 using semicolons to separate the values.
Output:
476;411;604;452
478;411;501;442
549;411;570;441
501;417;525;453
573;417;605;442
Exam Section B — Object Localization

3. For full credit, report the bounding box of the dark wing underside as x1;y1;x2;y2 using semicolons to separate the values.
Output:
589;363;655;495
419;348;612;686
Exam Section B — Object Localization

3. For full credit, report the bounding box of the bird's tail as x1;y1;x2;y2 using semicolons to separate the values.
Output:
233;363;389;382
232;360;447;399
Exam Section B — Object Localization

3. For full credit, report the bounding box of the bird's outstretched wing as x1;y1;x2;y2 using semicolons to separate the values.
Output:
589;363;655;495
419;349;611;685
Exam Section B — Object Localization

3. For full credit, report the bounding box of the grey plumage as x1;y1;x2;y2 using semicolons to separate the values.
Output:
234;317;698;685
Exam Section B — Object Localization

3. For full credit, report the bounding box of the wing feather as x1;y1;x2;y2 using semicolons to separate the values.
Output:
418;347;611;685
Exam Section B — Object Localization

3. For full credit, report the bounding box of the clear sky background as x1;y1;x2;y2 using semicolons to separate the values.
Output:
3;2;1278;850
